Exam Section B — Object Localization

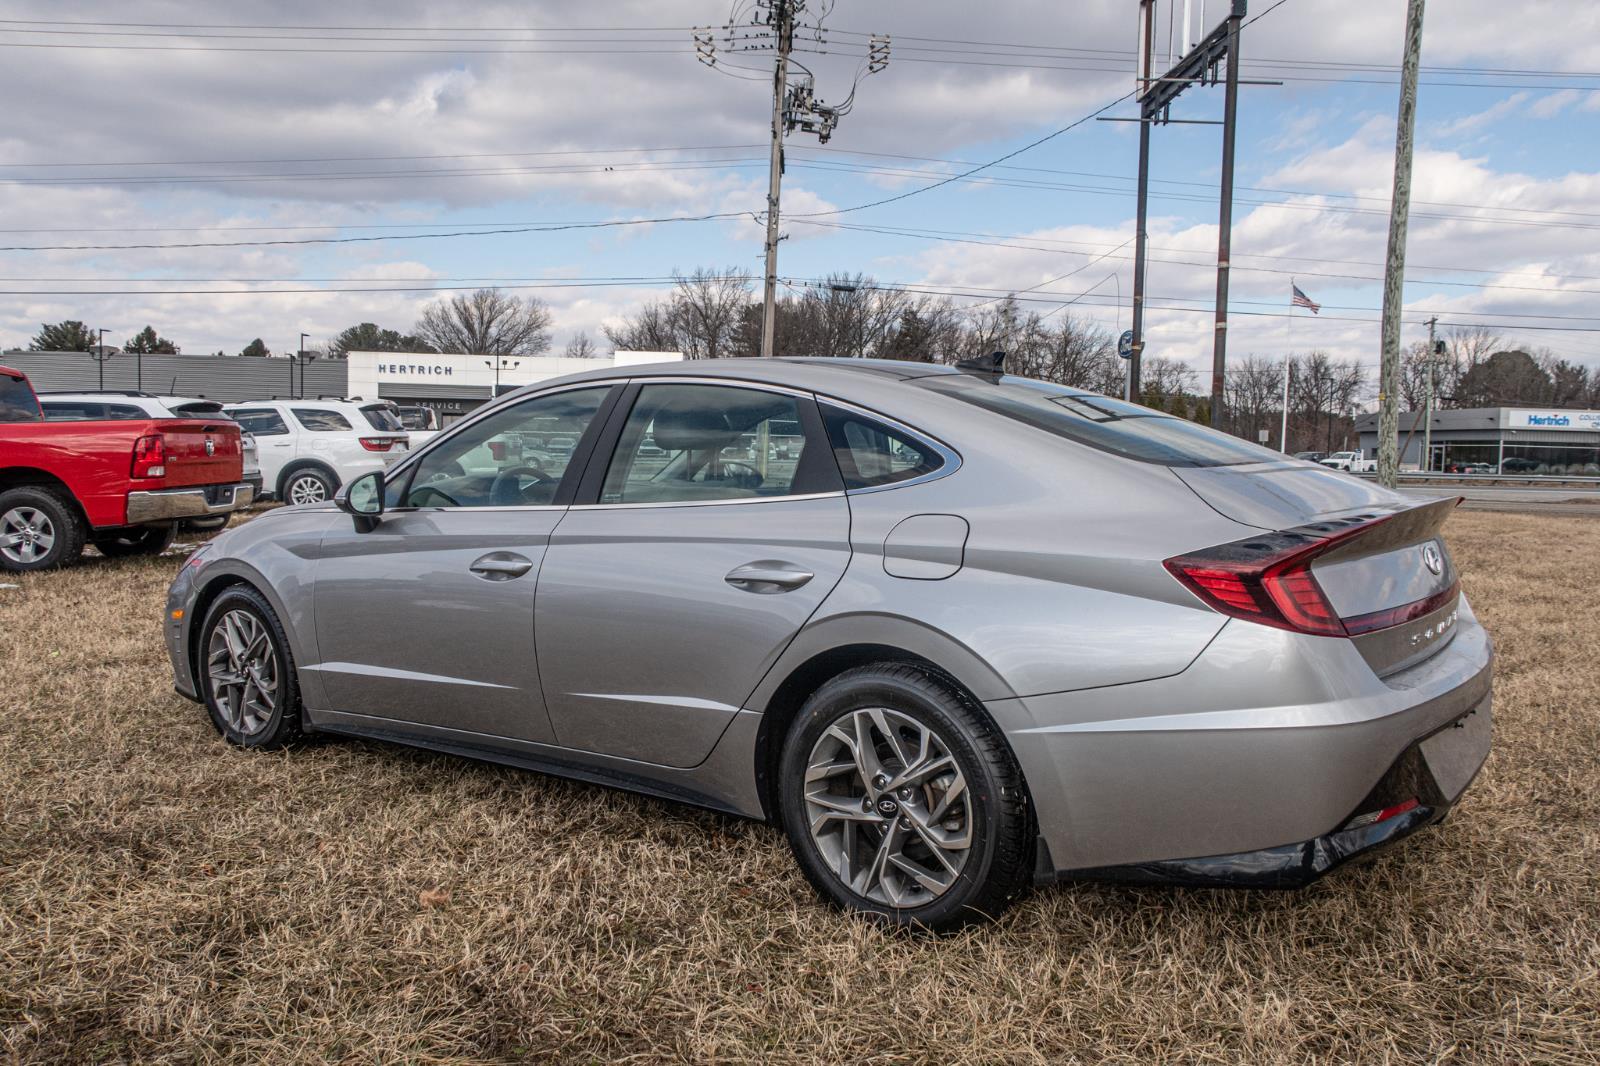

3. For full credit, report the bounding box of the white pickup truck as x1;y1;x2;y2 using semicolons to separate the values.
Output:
1319;450;1378;473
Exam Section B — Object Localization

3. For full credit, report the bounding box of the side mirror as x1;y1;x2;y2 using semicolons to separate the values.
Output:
334;470;384;532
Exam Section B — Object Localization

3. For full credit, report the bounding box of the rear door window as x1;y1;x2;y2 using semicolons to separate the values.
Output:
599;384;837;504
0;374;41;422
291;408;352;432
920;376;1284;468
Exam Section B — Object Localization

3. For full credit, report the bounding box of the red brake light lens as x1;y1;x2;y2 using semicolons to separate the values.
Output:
131;433;166;479
359;437;395;452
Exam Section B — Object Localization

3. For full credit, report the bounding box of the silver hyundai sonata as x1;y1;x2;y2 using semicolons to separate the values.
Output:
165;358;1492;929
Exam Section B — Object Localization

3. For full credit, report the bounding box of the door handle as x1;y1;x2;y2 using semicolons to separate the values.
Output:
470;552;534;581
725;561;814;593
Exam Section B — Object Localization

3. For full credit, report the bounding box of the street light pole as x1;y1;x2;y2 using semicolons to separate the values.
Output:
299;332;310;399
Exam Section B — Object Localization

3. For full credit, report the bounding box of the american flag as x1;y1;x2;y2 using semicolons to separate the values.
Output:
1291;283;1321;314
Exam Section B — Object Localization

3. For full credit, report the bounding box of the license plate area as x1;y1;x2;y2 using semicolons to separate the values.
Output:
1419;695;1492;801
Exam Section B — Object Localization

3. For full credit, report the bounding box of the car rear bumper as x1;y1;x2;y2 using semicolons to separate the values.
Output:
1047;690;1490;887
988;597;1493;878
127;482;254;524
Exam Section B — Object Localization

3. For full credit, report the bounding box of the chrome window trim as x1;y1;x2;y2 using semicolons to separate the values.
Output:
570;490;845;511
815;396;964;495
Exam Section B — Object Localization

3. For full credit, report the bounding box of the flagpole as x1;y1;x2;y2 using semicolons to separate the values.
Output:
1280;279;1294;452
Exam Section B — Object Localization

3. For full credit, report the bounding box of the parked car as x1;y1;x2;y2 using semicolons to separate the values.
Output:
1320;450;1378;473
395;404;442;447
222;399;409;504
1;366;251;571
39;392;261;531
167;359;1492;930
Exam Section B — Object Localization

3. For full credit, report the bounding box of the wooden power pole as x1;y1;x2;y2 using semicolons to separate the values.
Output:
1378;0;1426;489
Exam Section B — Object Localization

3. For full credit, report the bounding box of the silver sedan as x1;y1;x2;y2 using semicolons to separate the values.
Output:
165;358;1491;930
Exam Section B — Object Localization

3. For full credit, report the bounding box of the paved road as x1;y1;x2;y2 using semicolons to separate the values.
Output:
1396;483;1600;516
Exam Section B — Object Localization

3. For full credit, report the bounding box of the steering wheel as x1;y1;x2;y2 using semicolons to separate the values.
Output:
716;460;765;490
489;464;549;506
407;484;461;508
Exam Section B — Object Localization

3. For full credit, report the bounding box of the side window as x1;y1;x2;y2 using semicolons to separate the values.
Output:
401;386;609;509
42;402;102;421
292;408;352;431
104;404;147;420
820;404;945;489
600;384;829;504
231;409;289;436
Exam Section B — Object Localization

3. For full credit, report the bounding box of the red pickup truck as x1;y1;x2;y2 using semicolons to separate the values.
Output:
1;364;254;571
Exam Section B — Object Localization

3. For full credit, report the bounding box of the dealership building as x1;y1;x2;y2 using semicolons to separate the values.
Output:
0;348;682;426
1354;407;1600;474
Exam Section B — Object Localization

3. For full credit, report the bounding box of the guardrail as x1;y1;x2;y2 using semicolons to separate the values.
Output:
1349;471;1600;487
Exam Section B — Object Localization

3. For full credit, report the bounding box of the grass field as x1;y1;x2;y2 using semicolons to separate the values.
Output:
2;510;1597;1062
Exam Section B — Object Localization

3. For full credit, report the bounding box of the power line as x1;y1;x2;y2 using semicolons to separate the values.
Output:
0;143;765;169
0;211;750;252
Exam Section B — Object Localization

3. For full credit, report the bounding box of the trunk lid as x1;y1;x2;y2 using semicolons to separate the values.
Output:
1172;458;1402;531
1171;461;1463;676
155;419;244;488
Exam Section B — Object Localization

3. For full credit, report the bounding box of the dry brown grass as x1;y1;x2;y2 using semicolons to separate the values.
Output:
2;510;1598;1063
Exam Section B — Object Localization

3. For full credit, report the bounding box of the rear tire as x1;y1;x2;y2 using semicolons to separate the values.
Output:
197;585;303;749
0;485;86;572
92;524;177;558
777;663;1033;931
281;467;336;506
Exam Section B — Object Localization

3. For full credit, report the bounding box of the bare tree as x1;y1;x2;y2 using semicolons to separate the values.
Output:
564;331;598;358
413;288;553;356
1225;354;1286;446
671;267;751;359
1141;357;1198;406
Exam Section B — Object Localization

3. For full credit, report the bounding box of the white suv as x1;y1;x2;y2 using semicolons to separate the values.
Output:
39;392;261;528
224;399;409;504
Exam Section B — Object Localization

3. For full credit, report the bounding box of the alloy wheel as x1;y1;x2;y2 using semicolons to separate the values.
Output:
1;506;56;565
287;475;328;505
803;707;973;907
206;609;279;735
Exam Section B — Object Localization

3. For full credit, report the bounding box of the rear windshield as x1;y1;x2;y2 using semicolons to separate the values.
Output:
0;373;41;422
920;376;1284;468
360;404;404;431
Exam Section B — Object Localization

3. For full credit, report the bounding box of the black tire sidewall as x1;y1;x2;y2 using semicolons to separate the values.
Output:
0;486;84;571
778;666;1019;930
198;587;300;748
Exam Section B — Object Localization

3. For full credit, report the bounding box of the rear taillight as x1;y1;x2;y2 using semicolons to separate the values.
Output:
131;434;166;479
1164;514;1408;638
359;437;395;452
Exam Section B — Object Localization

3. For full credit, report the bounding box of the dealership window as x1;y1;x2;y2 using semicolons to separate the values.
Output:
291;408;353;432
600;384;834;504
231;409;289;436
358;404;405;432
400;386;610;508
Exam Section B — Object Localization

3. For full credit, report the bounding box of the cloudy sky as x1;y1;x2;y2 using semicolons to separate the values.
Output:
3;0;1599;384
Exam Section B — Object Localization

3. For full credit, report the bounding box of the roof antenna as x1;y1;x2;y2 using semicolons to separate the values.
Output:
956;350;1006;378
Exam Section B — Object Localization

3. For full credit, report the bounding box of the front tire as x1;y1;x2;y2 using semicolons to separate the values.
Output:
198;586;303;748
777;663;1033;931
92;524;177;558
0;485;86;571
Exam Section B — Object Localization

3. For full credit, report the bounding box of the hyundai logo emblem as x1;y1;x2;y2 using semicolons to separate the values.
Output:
1422;543;1443;576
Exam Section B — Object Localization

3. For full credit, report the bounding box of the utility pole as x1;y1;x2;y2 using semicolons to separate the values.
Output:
1422;314;1438;471
696;4;884;360
1210;4;1243;427
759;0;797;359
1378;0;1426;489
